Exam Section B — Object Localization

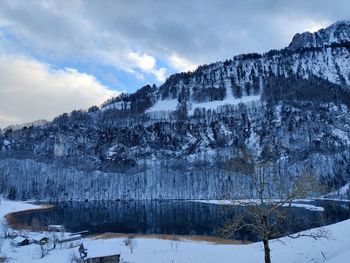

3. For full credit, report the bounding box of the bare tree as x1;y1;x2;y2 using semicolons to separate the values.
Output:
39;243;46;258
70;252;83;263
0;255;8;263
0;220;9;239
170;235;179;252
49;232;58;250
59;231;65;250
123;236;137;254
222;148;328;263
0;237;3;254
31;218;41;232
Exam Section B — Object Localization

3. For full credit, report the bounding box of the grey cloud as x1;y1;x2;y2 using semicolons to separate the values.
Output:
0;0;349;71
80;0;349;63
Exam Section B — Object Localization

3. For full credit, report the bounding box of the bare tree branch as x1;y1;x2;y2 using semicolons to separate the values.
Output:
221;147;328;263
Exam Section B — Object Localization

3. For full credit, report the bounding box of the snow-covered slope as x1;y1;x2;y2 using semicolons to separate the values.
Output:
2;21;350;200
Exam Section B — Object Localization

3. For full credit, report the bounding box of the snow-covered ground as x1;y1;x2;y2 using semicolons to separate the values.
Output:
146;99;179;113
0;199;40;219
187;95;261;115
145;92;261;116
1;199;350;262
191;199;325;212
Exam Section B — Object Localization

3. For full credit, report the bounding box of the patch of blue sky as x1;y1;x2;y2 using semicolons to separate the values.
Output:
158;59;178;78
0;26;180;94
0;26;23;53
50;60;164;93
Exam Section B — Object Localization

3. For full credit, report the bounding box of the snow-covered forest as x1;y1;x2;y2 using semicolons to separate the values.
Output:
2;21;350;200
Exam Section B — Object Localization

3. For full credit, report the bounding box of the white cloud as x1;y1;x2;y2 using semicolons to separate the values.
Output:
305;20;331;32
128;52;156;71
127;52;166;82
0;54;118;128
168;54;198;72
153;67;166;83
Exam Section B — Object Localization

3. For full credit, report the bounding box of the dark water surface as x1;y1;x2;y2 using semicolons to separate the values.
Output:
13;200;350;241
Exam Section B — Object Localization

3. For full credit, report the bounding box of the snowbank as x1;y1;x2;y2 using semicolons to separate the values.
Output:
191;199;325;212
0;199;40;224
0;199;350;262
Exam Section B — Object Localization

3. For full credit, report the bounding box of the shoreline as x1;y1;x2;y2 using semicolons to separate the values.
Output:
91;232;250;245
5;203;55;230
3;200;246;244
4;198;350;245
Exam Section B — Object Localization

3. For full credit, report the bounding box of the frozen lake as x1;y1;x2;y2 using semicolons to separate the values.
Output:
13;200;350;241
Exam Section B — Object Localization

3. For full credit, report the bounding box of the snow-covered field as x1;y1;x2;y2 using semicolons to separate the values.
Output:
145;94;261;116
0;199;350;263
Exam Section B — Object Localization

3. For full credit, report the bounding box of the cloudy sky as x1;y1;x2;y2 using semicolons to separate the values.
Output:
0;0;349;127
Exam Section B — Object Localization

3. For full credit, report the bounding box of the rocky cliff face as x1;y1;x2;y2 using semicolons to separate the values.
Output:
288;21;350;50
1;21;350;200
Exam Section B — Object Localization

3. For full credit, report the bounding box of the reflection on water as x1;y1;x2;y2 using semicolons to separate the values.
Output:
14;200;350;241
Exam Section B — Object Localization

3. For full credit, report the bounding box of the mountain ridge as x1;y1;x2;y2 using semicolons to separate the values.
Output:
288;20;350;51
1;21;350;200
100;20;350;118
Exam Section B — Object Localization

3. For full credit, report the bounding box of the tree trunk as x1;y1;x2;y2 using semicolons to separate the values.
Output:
263;238;271;263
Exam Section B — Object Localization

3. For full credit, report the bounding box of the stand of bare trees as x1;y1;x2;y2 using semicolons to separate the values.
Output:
222;148;328;263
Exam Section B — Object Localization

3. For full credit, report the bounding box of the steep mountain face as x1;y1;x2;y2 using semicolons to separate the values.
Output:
288;20;350;50
1;21;350;200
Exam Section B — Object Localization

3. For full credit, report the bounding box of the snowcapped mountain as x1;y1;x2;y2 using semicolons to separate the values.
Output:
288;20;350;50
1;21;350;200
